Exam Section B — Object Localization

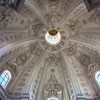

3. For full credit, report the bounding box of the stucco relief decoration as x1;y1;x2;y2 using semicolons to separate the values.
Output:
29;44;37;54
68;20;81;34
65;42;77;56
88;63;99;76
79;54;91;67
32;20;43;35
62;0;73;12
45;0;62;22
45;11;62;22
49;54;57;62
88;13;99;25
15;53;27;66
43;69;63;100
95;8;100;18
5;62;18;76
48;0;59;7
0;6;12;28
29;43;42;56
47;54;60;66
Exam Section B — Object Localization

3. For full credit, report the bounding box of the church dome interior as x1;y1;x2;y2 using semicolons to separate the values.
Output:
0;0;100;100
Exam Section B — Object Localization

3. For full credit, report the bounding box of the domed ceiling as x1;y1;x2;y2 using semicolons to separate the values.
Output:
0;0;100;100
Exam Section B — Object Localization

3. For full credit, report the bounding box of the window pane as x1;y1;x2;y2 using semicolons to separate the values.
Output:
95;71;100;86
4;77;9;82
1;73;5;78
5;74;9;78
3;72;7;76
0;77;3;83
0;70;11;89
1;81;6;87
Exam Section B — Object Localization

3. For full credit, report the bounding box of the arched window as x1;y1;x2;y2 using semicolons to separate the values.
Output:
95;71;100;86
47;97;58;100
0;70;11;89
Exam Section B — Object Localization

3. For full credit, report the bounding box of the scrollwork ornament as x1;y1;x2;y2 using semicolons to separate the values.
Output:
94;8;100;25
5;62;18;76
0;6;12;28
66;43;77;56
88;63;99;77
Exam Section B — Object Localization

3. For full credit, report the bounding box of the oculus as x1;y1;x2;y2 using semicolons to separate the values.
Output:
45;29;61;45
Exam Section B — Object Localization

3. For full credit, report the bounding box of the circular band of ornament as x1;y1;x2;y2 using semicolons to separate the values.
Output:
40;26;67;52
